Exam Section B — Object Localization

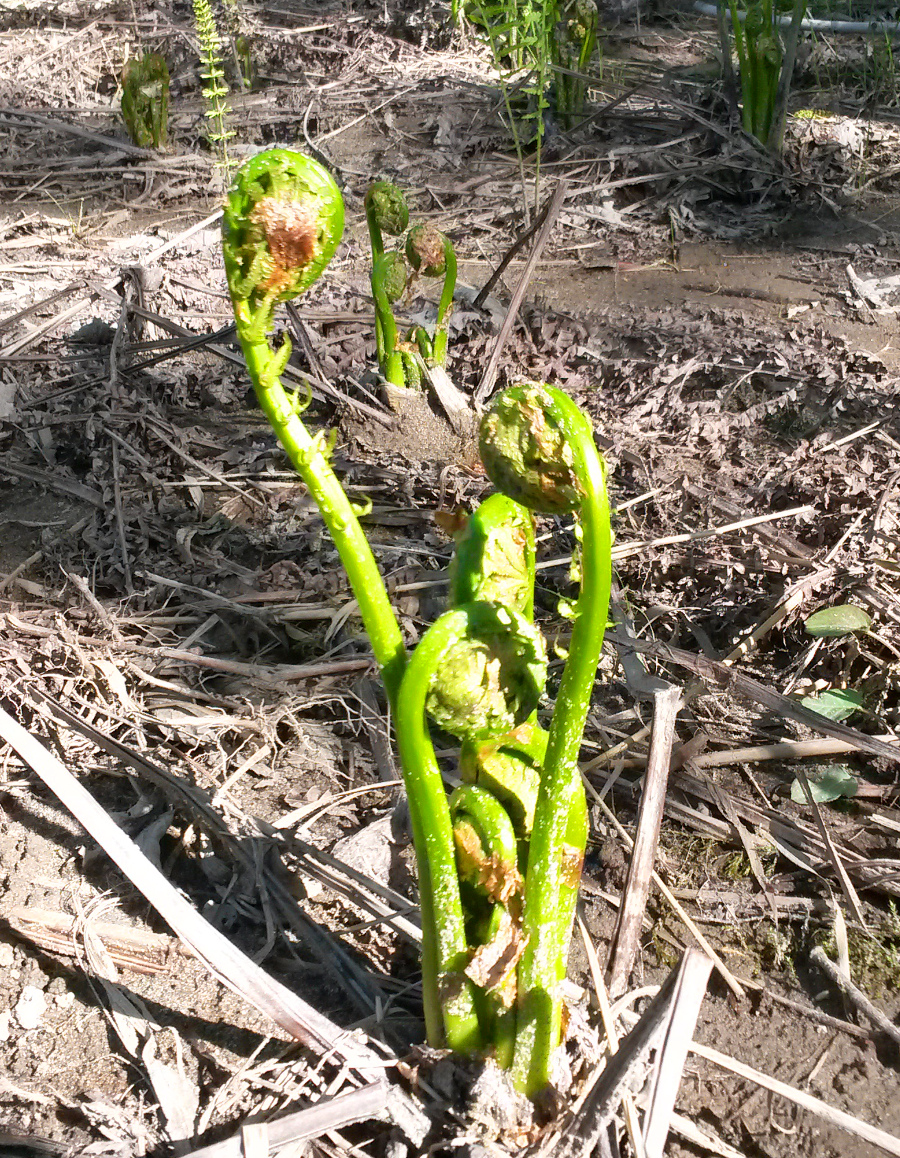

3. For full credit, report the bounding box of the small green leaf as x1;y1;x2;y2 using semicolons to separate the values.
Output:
790;765;858;805
804;605;872;638
799;688;865;722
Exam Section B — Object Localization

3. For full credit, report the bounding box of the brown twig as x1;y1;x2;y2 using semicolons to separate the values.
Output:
473;183;563;311
474;179;568;404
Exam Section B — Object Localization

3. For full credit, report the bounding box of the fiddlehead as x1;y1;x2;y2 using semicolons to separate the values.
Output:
480;382;612;1094
406;223;457;367
223;148;345;336
365;180;409;260
222;151;406;708
371;250;407;387
449;492;536;621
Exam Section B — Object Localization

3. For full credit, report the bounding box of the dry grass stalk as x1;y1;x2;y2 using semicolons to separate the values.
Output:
689;1040;900;1157
810;945;900;1049
587;785;745;1000
0;704;376;1064
0;703;432;1151
550;951;711;1158
605;683;682;998
474;179;569;403
180;1083;390;1157
640;949;713;1157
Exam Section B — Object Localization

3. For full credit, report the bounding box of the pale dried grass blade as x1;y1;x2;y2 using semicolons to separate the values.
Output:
576;916;644;1158
0;703;377;1069
641;949;713;1157
690;1040;900;1157
606;684;682;998
182;1083;390;1158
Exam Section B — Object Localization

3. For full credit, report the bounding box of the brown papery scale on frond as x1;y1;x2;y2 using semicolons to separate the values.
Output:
464;910;526;1001
250;196;319;279
407;223;446;276
453;822;522;906
560;842;585;890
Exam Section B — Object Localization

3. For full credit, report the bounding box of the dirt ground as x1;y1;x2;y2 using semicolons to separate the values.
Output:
1;1;900;1155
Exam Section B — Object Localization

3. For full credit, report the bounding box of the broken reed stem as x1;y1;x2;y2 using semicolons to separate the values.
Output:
605;684;682;998
641;949;713;1158
810;946;900;1048
554;951;707;1158
182;1081;391;1158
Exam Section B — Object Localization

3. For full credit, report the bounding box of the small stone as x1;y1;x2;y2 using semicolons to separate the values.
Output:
14;984;47;1030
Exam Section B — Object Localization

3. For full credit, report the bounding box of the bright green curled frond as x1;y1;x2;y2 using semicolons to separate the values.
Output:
449;493;536;621
365;181;409;257
379;250;408;304
223;149;345;327
460;721;546;846
424;602;547;743
479;382;601;514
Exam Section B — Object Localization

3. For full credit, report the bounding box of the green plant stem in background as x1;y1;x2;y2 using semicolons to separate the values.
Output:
460;0;600;209
462;0;556;217
121;53;169;148
479;383;612;1094
365;182;416;386
722;0;806;148
222;150;406;707
193;0;236;180
552;0;599;129
766;0;807;151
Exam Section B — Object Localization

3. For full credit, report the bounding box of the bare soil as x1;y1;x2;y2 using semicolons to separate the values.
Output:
1;1;899;1155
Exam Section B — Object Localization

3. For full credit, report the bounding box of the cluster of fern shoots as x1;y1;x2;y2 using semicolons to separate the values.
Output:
221;149;612;1096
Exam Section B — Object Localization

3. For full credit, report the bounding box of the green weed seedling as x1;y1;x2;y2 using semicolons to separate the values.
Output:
121;53;170;149
788;602;875;805
222;149;613;1095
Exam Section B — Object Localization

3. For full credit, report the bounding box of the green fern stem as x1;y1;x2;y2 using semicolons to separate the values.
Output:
223;150;407;707
479;383;612;1095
